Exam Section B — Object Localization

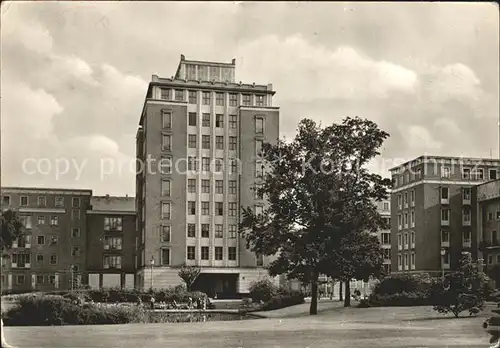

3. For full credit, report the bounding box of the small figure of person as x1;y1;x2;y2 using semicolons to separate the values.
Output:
187;297;193;309
137;297;143;307
149;295;155;310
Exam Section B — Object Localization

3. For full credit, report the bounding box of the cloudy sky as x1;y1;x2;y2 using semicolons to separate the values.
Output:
1;2;498;196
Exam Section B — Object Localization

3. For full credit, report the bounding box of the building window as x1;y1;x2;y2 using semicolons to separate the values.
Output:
229;115;237;129
49;235;58;245
16;275;25;285
215;180;223;194
202;135;210;149
188;134;197;148
256;254;264;266
490;169;498;180
186;65;196;80
216;92;224;106
188;201;196;215
188;157;197;171
215;247;223;261
441;230;450;243
37;196;46;207
37;216;45;225
209;66;220;81
37;236;45;245
202;113;210;127
162;134;172;151
20;196;28;206
201;202;210;215
104;255;122;269
229;93;237;106
410;190;415;205
72;197;80;208
188;112;197;126
381;233;391;244
256;139;264;157
188;179;196;193
201;224;209;238
228;247;237;261
19;216;32;229
104;217;123;231
160;156;172;174
201;246;209;260
201;179;210;193
175;89;184;101
54;196;64;208
255;205;263;216
229;180;237;195
228;202;237;216
255;161;264;178
162;202;171;219
441;209;450;222
36;275;44;285
215;202;223;216
255;95;265;106
215;224;223;238
471;168;484;180
3;196;10;205
229;136;237;151
161;225;171;242
202;157;210;172
36;254;44;263
12;253;30;267
198;66;208;80
383;202;390;210
229;225;237;238
72;209;80;221
441;167;450;178
71;246;80;256
242;94;251;106
160;88;171;100
161;248;170;265
255;117;264;134
50;216;58;226
188;90;197;104
403;192;408;206
463;230;471;243
187;224;196;238
72;228;80;238
216;136;224;150
187;246;196;260
162;111;172;129
215;158;223;173
254;184;263;199
230;159;238;174
202;91;211;105
463;208;471;222
50;254;58;265
216;114;224;128
411;210;415;226
161;179;171;197
463;187;471;201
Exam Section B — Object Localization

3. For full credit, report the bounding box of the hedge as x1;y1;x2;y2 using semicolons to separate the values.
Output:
245;279;305;311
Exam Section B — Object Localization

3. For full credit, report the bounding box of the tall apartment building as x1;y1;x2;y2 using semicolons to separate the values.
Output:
0;187;136;292
390;155;500;274
476;179;500;279
135;55;280;297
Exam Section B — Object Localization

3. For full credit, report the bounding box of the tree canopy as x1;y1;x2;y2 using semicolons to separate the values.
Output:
1;209;24;256
239;117;391;314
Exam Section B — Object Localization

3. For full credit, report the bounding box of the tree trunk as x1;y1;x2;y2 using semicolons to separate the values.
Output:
339;281;343;301
344;280;351;307
309;271;319;315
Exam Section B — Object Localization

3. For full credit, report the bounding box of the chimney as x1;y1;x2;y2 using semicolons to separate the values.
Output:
232;58;236;65
105;194;110;199
180;54;185;61
126;194;128;198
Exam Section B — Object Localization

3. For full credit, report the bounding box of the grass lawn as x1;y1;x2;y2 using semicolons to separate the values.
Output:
3;303;494;347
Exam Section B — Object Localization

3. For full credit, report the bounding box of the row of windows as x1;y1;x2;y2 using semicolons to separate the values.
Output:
440;208;471;222
11;253;59;266
158;246;240;265
393;166;497;187
6;274;58;286
486;212;500;221
159;89;267;107
397;253;416;269
441;230;471;243
396;190;415;209
2;195;81;208
184;64;234;83
156;157;241;175
397;232;416;249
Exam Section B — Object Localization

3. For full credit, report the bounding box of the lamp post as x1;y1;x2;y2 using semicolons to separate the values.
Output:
150;258;155;289
440;248;446;279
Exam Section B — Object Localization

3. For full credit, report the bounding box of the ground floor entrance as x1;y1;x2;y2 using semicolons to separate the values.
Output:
191;273;239;299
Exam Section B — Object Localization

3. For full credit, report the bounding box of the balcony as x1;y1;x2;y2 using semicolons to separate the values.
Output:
441;241;450;248
398;264;403;271
463;197;471;205
463;240;472;248
441;219;450;227
443;262;450;270
463;219;471;226
404;264;409;270
441;197;449;205
11;263;30;269
479;240;500;250
398;244;402;251
411;241;415;249
411;220;415;228
404;243;409;250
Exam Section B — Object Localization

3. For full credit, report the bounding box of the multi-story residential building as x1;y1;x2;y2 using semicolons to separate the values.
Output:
1;187;92;292
135;55;280;297
86;195;136;289
476;179;500;282
390;155;500;275
0;188;136;292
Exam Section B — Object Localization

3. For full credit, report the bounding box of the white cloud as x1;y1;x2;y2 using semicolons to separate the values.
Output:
425;63;482;103
403;125;442;150
236;35;418;101
433;118;461;136
52;55;98;86
2;17;54;54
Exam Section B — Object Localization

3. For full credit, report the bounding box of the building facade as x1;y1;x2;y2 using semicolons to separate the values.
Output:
135;55;280;296
0;187;136;292
390;156;500;275
374;198;391;274
476;179;500;282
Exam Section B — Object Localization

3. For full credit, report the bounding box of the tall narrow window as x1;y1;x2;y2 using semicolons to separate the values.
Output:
202;113;210;127
175;89;184;101
216;92;224;106
161;179;171;197
202;91;211;105
229;93;237;106
255;95;265;106
255;117;264;134
188;90;197;104
162;202;171;220
162;111;172;129
162;134;172;151
188;112;197;126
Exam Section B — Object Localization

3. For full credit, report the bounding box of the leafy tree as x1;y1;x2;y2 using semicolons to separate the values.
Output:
1;209;24;255
239;117;391;315
177;264;201;291
431;252;491;318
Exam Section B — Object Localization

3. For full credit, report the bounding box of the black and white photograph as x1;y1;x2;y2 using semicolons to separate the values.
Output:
0;1;499;347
